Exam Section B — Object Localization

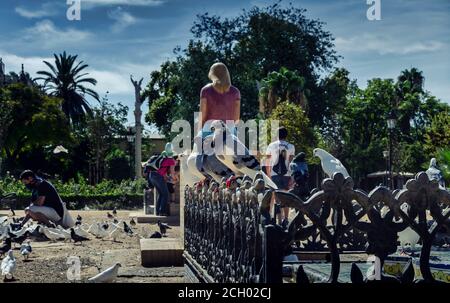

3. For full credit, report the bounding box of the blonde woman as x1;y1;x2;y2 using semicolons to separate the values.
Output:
198;62;241;137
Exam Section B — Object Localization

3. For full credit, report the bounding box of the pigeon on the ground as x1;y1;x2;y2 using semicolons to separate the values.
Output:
0;238;12;256
313;148;350;179
88;263;121;283
107;212;114;219
70;228;89;245
157;221;171;236
39;226;65;242
149;231;162;238
113;218;119;224
1;250;16;281
20;241;32;260
76;214;82;222
102;222;109;231
73;226;90;239
123;222;133;236
8;231;30;246
109;225;121;242
129;218;136;227
112;208;117;216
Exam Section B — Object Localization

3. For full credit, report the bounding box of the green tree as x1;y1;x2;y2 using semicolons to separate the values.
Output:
0;83;72;173
259;67;307;116
268;102;317;163
144;2;338;136
36;51;99;124
424;111;450;156
85;95;128;184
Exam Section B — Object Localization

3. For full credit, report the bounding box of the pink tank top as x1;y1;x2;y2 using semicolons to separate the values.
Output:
200;84;240;123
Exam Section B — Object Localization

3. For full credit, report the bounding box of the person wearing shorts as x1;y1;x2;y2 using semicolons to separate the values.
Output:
265;127;295;228
19;170;73;228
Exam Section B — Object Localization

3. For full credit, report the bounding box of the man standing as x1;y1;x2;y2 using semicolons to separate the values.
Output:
265;127;295;228
19;170;74;228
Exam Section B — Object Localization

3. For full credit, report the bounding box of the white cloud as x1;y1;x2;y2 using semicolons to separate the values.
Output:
82;0;164;8
22;20;92;48
15;2;59;19
335;34;446;55
108;7;138;33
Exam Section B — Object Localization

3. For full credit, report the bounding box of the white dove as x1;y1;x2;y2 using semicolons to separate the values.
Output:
178;151;202;187
53;145;68;154
1;250;16;281
73;226;90;239
313;148;350;179
398;227;420;249
20;241;32;260
109;225;122;242
88;263;121;283
209;120;278;189
39;226;65;242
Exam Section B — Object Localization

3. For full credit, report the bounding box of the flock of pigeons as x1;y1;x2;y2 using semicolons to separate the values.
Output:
0;207;172;283
181;120;350;190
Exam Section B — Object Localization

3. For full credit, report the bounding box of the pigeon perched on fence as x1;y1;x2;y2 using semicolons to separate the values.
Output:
88;263;121;283
313;148;350;179
1;250;16;281
208;120;278;189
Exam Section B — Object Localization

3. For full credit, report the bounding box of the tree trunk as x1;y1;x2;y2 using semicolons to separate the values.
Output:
131;76;144;179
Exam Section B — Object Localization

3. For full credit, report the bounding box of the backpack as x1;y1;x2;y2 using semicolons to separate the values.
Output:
143;154;164;177
273;148;288;176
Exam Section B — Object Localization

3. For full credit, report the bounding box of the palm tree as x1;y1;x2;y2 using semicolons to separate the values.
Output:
259;67;307;116
36;51;99;124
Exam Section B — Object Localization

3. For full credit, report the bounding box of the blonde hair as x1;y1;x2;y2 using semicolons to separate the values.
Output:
208;62;231;91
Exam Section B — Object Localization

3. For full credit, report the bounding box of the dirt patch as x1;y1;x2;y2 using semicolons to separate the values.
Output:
0;210;184;283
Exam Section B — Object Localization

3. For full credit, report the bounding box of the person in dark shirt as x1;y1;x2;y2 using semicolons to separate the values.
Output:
19;170;68;227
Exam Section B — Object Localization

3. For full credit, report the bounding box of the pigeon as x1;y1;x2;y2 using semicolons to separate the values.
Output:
76;214;82;222
178;151;202;187
53;145;68;154
102;222;109;231
157;221;171;236
123;222;133;236
109;225;121;242
88;263;121;283
1;250;16;281
73;226;90;239
129;218;136;227
113;218;119;224
75;220;82;226
70;228;89;245
112;208;117;216
9;231;30;246
398;227;420;248
39;226;65;242
20;241;32;260
0;238;12;256
313;148;350;179
149;231;162;238
208;120;278;189
426;158;446;189
107;212;114;219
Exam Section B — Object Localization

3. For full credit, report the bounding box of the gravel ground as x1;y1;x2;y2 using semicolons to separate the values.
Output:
0;210;185;283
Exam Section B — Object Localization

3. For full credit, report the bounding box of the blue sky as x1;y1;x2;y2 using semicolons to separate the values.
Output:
0;0;449;127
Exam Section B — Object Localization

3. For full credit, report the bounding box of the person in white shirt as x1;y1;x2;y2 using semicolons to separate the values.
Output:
265;127;295;228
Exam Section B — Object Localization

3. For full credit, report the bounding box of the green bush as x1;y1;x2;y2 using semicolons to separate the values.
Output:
0;172;146;209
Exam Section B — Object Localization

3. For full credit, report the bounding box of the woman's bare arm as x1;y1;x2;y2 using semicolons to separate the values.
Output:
199;97;207;133
234;98;241;123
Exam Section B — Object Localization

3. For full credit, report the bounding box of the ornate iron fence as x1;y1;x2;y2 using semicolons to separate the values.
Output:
183;172;450;283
